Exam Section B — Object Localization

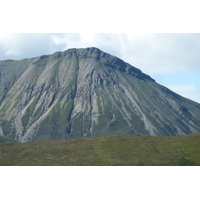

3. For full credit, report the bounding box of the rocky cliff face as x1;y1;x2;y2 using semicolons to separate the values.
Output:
0;47;200;142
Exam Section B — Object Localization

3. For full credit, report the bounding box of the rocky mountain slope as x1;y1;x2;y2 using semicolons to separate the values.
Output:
0;47;200;142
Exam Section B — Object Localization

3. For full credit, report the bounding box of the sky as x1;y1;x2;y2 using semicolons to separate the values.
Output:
0;33;200;103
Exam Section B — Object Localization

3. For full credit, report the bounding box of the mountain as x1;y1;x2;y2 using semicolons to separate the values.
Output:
0;47;200;142
0;135;18;143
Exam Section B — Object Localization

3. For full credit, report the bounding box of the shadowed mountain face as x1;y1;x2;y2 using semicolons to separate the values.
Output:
0;47;200;142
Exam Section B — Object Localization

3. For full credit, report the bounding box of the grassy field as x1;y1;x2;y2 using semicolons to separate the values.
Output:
0;133;200;166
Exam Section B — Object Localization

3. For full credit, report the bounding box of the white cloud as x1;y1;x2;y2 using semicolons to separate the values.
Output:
119;33;200;76
0;33;58;60
50;34;81;49
5;49;19;56
167;85;200;103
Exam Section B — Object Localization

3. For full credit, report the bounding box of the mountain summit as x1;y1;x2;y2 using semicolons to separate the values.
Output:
0;47;200;142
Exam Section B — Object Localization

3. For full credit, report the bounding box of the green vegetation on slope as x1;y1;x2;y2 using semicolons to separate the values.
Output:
0;136;18;144
0;133;200;166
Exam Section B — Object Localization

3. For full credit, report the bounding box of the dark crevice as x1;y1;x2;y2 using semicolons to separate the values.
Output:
48;93;57;108
66;50;80;137
89;69;95;137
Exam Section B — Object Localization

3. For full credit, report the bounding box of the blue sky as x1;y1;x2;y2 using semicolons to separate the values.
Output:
0;33;200;103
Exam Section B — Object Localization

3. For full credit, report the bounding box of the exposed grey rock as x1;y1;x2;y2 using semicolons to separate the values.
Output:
0;125;4;136
0;47;200;142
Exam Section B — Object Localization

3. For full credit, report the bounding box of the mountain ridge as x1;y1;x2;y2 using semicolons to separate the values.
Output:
0;47;200;142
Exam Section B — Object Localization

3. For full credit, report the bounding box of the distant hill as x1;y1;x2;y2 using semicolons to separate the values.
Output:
0;133;200;166
1;47;200;142
0;136;18;143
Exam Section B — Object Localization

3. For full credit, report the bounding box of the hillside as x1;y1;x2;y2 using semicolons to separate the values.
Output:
0;133;200;166
0;135;18;143
1;47;200;142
